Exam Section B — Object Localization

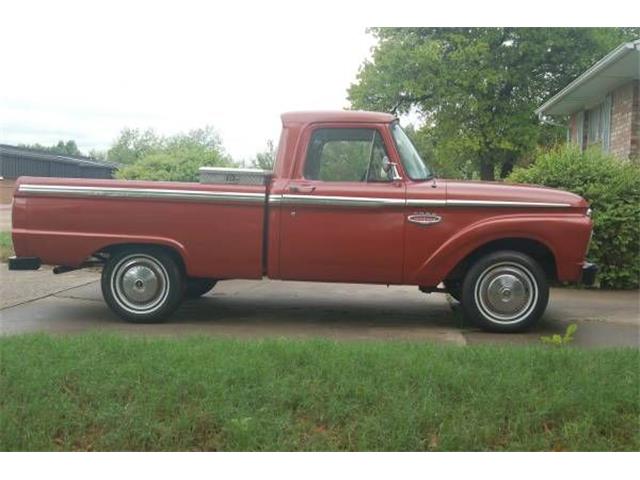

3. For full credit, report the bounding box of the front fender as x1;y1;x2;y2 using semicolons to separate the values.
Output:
410;214;591;286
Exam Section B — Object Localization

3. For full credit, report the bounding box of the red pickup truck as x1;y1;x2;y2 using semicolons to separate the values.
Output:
9;111;596;332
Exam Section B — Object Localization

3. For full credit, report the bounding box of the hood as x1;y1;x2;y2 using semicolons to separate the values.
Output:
443;180;588;209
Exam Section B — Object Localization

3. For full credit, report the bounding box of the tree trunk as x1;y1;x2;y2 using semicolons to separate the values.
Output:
499;155;516;179
479;157;495;181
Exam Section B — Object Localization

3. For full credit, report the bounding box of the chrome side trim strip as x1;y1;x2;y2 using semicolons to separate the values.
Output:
281;195;570;209
406;199;447;207
445;199;572;208
18;184;266;204
280;194;405;208
18;184;572;209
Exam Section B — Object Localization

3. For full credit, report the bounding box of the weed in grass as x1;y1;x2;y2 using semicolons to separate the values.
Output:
541;324;578;346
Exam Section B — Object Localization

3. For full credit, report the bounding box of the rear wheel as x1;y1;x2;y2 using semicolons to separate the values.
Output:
185;278;217;299
101;247;184;323
461;251;549;332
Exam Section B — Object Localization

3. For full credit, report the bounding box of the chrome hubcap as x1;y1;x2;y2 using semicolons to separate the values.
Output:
111;254;169;314
475;262;538;325
122;265;160;304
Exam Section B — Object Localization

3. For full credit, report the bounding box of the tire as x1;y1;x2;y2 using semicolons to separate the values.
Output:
461;250;549;333
444;280;463;302
184;278;217;299
101;246;184;323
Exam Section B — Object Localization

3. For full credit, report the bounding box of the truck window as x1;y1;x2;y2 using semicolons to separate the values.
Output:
304;128;391;182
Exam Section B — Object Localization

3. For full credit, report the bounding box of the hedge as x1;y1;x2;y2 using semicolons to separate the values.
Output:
508;146;640;289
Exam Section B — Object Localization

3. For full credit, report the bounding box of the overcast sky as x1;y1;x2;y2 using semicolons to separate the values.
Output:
0;2;376;162
3;1;625;164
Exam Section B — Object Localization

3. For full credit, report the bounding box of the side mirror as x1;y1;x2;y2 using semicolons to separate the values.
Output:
382;156;402;181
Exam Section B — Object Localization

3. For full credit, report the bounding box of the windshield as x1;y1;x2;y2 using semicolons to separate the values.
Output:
390;122;432;181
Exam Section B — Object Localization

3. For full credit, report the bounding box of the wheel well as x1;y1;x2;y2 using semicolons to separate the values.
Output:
93;243;187;274
445;238;557;283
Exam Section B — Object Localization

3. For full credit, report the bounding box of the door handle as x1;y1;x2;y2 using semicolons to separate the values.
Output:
407;213;441;226
289;184;316;194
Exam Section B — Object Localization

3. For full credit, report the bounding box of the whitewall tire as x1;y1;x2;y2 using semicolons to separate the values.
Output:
462;251;549;332
101;247;184;323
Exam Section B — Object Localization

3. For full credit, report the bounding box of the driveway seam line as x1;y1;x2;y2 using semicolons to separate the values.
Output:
0;279;99;311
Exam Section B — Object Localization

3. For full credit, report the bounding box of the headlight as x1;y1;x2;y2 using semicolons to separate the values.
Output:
586;208;592;218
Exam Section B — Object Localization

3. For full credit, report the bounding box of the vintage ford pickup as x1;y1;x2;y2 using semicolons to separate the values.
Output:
9;111;597;332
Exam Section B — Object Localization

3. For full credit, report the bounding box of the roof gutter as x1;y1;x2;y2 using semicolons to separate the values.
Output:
535;39;640;117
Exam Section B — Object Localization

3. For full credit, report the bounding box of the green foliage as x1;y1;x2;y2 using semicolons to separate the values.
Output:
114;127;232;182
541;324;578;346
19;140;83;157
1;334;638;451
404;124;471;179
107;128;163;165
509;146;640;289
0;231;13;262
349;28;640;180
316;140;370;181
251;140;276;170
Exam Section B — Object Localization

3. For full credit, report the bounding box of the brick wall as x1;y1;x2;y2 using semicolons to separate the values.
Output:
631;80;639;161
610;80;638;160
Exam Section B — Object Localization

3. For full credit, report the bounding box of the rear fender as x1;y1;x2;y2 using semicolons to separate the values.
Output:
15;229;190;272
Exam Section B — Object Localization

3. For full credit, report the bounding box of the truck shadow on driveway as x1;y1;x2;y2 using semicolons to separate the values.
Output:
1;278;638;347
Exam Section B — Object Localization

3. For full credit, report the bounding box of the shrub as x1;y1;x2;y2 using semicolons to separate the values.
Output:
508;146;640;289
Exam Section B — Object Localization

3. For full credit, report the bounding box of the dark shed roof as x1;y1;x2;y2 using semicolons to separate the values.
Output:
0;144;117;180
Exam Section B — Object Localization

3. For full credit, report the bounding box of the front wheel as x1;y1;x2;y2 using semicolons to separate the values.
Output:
461;251;549;333
101;247;185;323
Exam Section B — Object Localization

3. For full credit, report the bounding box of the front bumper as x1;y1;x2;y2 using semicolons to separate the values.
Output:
581;262;598;286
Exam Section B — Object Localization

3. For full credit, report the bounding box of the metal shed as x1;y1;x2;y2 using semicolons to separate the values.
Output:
0;144;116;179
0;144;117;204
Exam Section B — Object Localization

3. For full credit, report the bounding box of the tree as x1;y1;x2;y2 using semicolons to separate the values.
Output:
20;140;82;156
115;126;232;182
251;140;276;170
349;28;640;180
88;149;108;162
107;128;163;165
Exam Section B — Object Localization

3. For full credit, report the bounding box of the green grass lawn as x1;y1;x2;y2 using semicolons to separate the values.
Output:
1;334;638;451
0;231;13;262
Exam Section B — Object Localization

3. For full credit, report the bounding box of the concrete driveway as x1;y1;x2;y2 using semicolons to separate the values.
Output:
0;264;638;347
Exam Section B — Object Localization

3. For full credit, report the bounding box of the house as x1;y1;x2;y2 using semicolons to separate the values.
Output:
536;39;639;161
0;145;117;204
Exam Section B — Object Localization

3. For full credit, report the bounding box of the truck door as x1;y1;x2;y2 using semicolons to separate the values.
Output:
276;124;406;284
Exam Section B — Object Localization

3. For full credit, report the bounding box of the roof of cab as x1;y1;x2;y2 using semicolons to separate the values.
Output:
281;110;396;126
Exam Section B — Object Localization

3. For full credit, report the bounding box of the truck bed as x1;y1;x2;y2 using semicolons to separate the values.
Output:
12;176;269;279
